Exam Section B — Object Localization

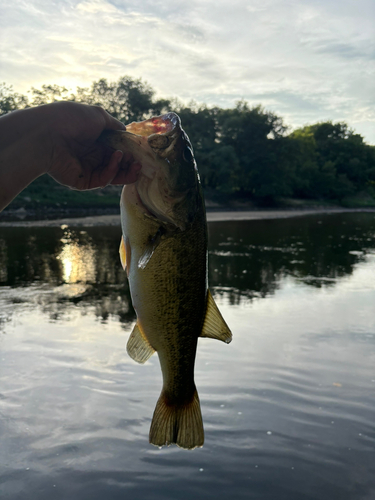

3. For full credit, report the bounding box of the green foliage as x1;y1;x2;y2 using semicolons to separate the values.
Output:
216;102;293;202
290;122;375;201
11;174;121;209
29;84;74;105
2;78;375;209
74;76;171;123
0;83;28;115
174;105;224;190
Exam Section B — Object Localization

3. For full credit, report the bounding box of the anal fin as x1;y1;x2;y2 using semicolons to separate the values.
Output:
127;322;155;364
200;290;232;344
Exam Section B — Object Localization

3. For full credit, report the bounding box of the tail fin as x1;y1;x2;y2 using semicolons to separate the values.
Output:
149;389;204;450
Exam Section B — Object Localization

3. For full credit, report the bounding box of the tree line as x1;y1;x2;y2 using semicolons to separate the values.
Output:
1;77;375;208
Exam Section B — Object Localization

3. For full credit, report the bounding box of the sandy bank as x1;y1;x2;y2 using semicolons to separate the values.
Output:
1;207;374;228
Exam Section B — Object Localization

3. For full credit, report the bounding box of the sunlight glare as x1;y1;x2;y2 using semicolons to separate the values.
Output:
57;231;96;283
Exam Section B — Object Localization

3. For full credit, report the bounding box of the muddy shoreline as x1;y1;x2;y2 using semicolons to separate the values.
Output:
1;207;375;227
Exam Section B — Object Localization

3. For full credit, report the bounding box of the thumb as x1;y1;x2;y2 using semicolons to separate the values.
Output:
101;109;126;131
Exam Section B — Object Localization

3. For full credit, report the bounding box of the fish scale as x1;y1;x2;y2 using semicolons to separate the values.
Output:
100;112;232;449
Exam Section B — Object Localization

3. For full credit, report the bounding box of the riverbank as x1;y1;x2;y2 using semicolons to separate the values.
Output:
1;207;375;227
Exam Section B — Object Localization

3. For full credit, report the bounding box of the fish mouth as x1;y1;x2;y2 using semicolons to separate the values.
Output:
125;113;197;230
125;112;179;137
100;113;197;230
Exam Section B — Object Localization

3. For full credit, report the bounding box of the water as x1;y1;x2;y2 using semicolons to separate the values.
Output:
0;213;374;500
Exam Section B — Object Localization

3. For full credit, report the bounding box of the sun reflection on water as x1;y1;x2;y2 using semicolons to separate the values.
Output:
57;228;96;284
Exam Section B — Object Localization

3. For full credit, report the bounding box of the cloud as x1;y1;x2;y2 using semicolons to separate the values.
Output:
0;0;374;143
309;39;375;61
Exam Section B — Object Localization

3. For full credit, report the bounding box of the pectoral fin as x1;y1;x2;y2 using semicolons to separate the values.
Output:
200;290;232;344
127;322;155;364
138;226;165;270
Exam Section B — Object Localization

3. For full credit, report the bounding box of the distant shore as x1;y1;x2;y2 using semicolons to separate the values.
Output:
1;207;375;228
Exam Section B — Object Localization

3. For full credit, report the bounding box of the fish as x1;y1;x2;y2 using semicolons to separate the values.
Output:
100;112;232;449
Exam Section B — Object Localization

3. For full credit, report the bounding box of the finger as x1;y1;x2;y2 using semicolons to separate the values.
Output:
100;108;126;131
88;150;124;189
110;161;142;185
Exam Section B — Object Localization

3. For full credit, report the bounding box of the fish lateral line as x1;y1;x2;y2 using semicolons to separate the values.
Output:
115;112;232;450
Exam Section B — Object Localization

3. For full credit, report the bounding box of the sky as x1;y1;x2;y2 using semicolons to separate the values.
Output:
1;0;374;143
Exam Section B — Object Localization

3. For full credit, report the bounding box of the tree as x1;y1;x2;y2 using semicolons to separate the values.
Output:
75;76;170;123
291;122;375;201
29;84;74;106
0;83;28;115
1;78;375;208
216;101;292;202
174;104;224;190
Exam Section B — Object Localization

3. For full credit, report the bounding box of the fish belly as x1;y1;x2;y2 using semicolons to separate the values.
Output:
122;185;207;448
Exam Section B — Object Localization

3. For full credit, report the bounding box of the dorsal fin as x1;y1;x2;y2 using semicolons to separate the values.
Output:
127;322;155;363
200;290;232;344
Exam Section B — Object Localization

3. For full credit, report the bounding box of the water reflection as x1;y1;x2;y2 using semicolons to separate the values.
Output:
208;213;375;302
0;213;374;323
0;225;134;328
58;227;97;283
0;238;7;282
1;213;375;500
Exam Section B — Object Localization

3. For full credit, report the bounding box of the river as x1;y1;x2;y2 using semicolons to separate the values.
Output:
0;212;374;500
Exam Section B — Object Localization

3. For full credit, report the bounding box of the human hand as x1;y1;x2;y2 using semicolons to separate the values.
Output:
0;101;142;211
45;102;141;190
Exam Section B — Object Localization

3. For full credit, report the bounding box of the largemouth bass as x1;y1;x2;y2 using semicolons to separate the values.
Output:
101;113;232;449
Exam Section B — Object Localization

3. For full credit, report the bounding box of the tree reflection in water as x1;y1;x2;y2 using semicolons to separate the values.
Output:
0;224;134;327
208;213;375;303
0;212;374;324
